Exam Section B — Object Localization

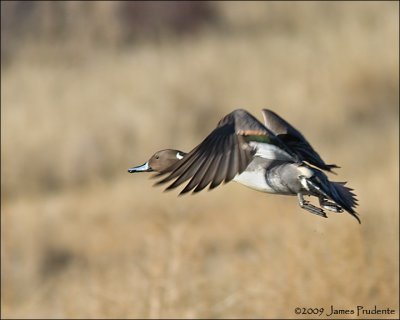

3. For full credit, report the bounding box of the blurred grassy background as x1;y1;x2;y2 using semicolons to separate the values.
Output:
1;1;399;319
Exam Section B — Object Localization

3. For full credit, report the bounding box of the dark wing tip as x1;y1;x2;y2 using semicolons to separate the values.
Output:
324;164;340;175
262;109;340;173
327;164;340;170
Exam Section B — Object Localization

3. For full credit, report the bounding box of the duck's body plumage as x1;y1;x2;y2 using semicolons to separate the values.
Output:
129;109;359;223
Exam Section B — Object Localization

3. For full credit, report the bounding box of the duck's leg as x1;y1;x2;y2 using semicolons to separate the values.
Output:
297;193;327;218
319;197;343;213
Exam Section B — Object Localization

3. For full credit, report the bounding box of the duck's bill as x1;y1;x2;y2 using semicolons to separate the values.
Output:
128;162;154;173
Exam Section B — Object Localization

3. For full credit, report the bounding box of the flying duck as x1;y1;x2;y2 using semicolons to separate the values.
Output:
128;109;359;223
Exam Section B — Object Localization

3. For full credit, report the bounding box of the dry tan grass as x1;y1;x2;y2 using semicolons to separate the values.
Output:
1;2;399;319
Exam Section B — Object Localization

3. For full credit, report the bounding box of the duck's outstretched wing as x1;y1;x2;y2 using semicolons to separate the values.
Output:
154;109;295;194
262;109;339;173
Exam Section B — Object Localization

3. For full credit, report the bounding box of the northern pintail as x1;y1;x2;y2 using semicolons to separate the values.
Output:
128;109;359;223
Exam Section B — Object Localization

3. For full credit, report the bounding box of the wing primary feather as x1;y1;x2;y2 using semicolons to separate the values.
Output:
179;136;221;194
210;137;231;189
226;135;240;182
155;150;200;186
158;129;222;186
156;122;231;184
163;137;215;190
237;135;249;173
154;144;202;183
192;135;224;193
165;126;227;190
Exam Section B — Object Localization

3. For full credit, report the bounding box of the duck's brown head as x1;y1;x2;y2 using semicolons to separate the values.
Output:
128;149;186;173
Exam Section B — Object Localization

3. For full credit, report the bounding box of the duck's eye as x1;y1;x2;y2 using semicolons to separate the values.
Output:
155;155;159;160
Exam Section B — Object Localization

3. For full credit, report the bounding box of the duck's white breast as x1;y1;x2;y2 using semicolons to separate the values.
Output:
233;169;276;193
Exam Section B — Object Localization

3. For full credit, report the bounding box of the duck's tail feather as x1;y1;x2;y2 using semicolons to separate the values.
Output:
306;171;360;223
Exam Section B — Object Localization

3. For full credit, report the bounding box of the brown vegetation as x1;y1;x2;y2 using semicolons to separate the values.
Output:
1;2;399;318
